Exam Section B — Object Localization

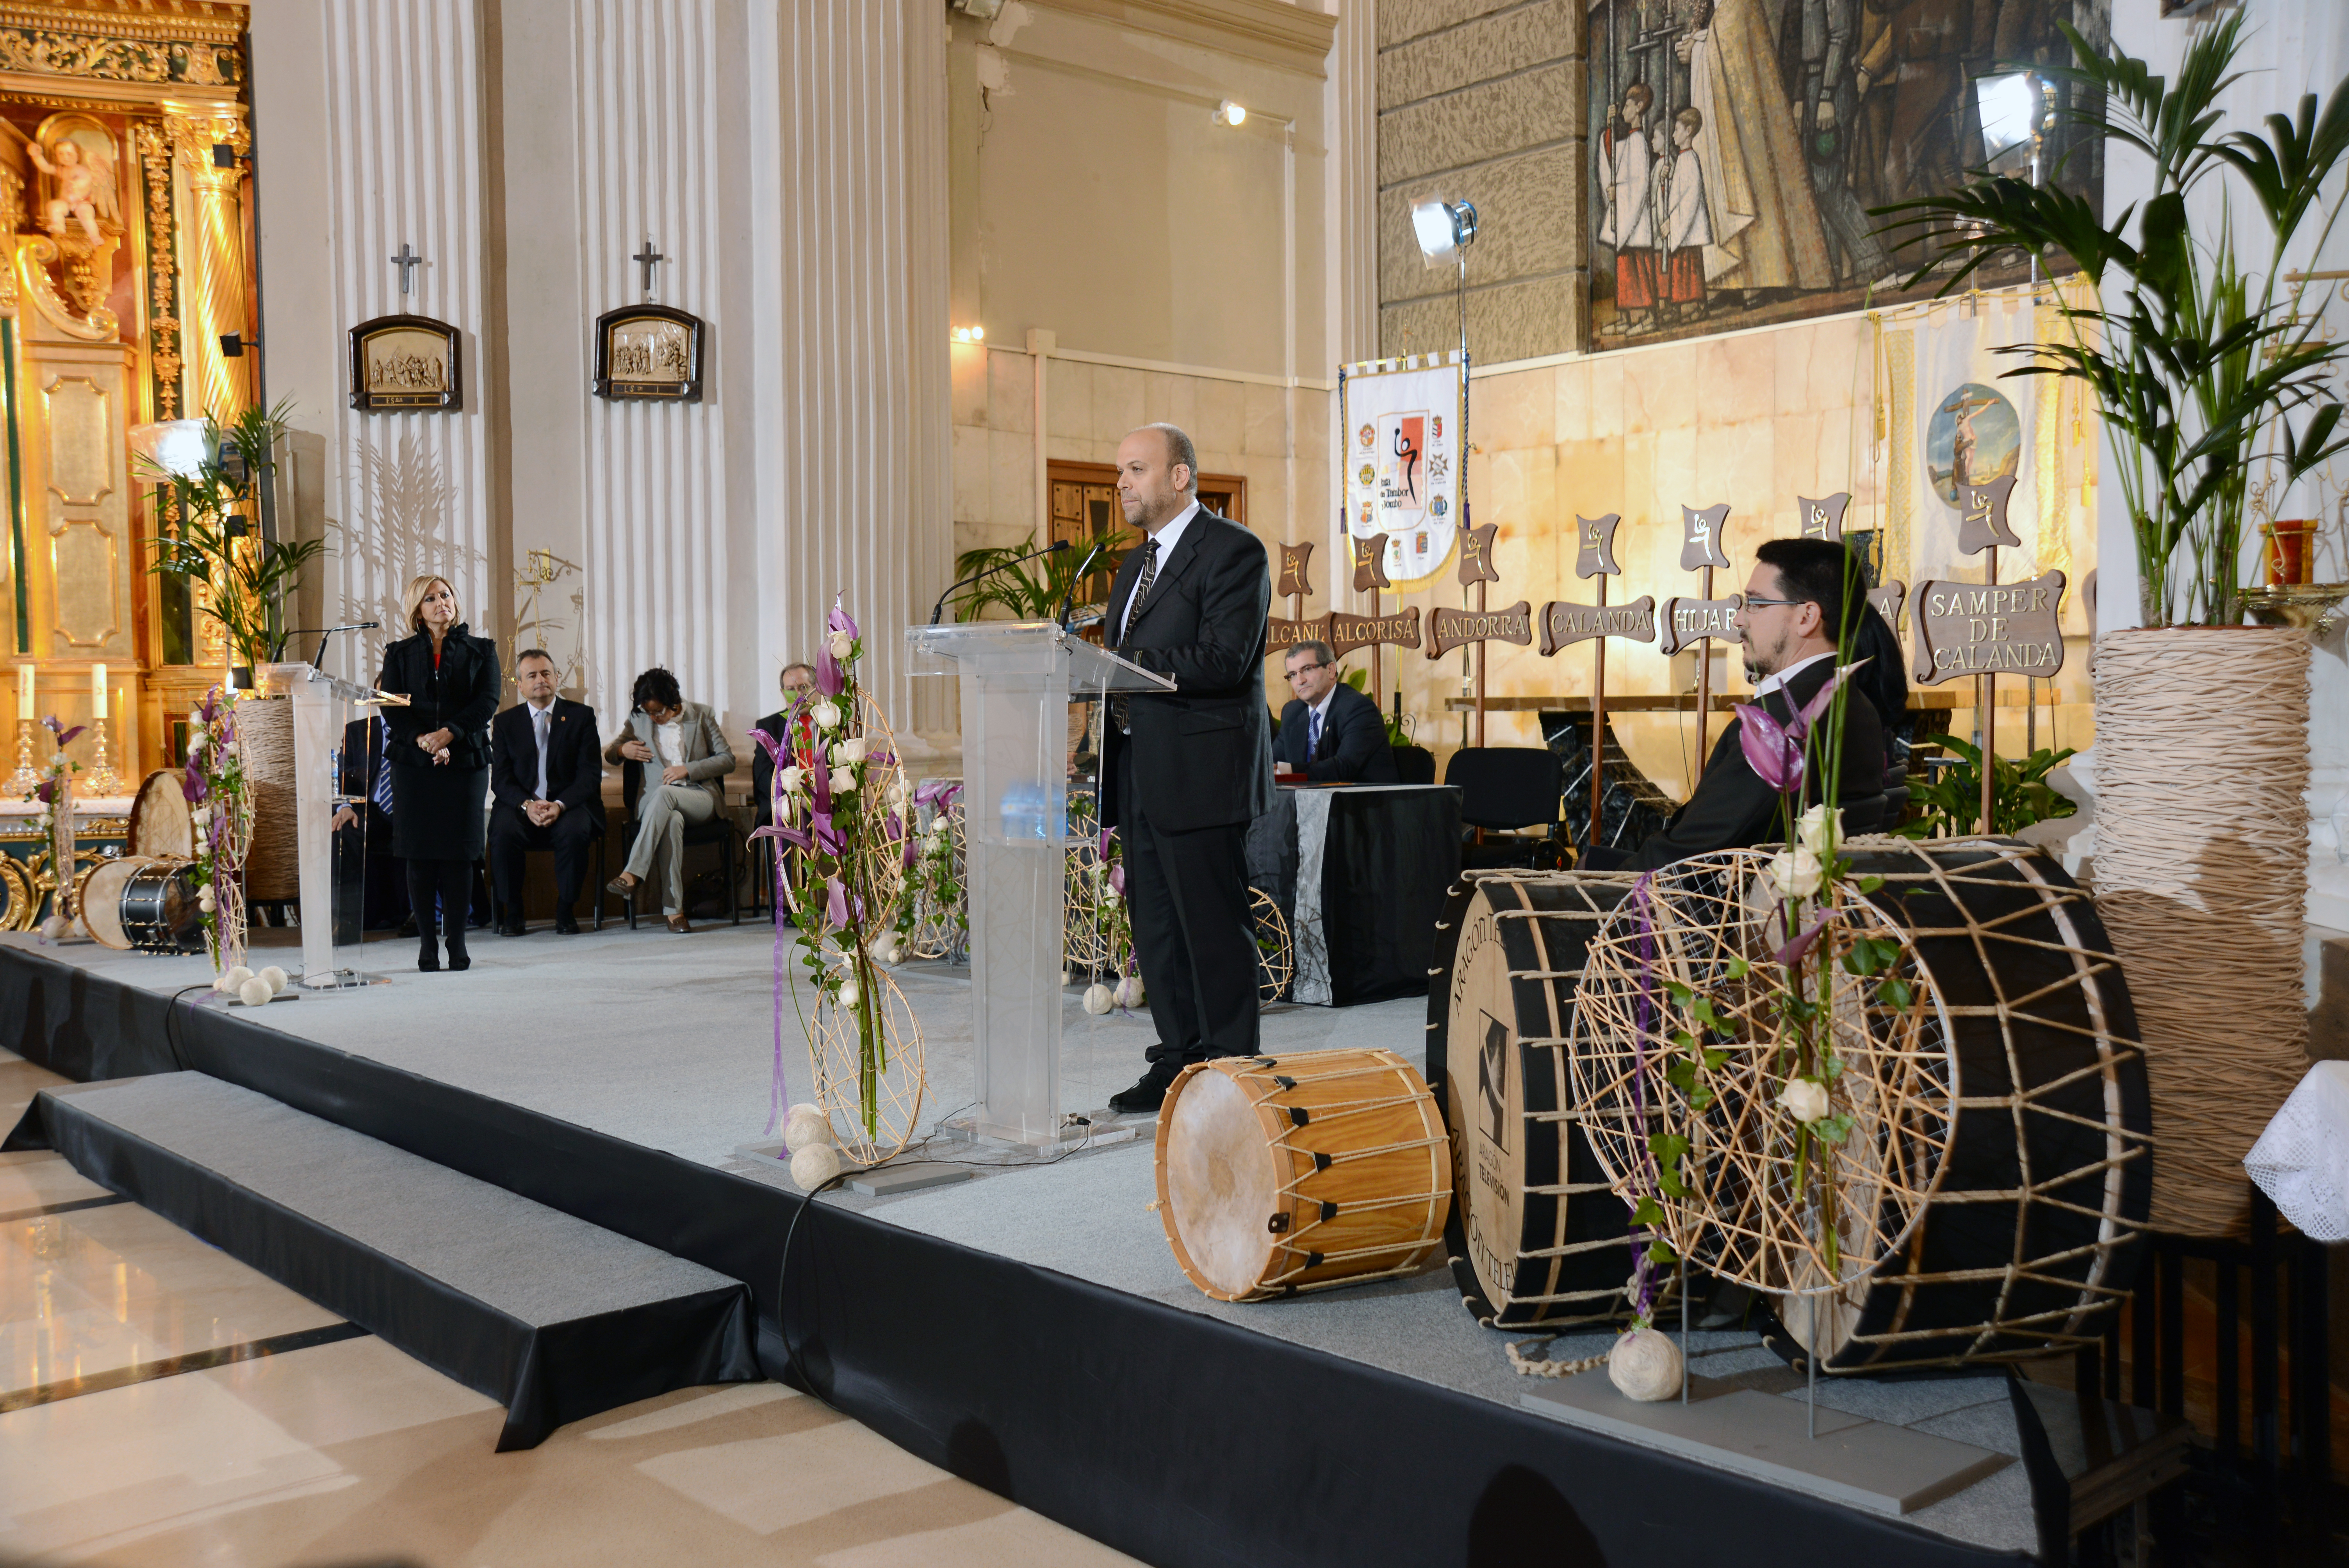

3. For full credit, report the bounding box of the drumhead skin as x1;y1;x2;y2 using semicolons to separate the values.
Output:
1155;1048;1451;1303
127;771;194;860
1428;871;1641;1329
78;856;147;949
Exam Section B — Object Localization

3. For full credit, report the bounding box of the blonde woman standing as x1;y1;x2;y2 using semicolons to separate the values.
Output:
378;574;501;971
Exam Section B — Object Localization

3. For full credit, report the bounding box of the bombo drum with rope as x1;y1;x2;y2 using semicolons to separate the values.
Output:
126;770;196;860
1154;1048;1451;1302
79;855;204;953
1427;870;1643;1329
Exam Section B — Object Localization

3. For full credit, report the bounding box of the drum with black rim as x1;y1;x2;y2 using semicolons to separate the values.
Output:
80;855;204;954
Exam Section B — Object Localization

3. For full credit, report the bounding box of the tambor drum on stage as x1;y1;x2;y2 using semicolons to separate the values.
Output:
79;855;204;953
1154;1048;1450;1301
1427;870;1643;1329
126;770;196;860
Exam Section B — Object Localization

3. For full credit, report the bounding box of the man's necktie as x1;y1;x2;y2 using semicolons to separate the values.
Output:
1114;538;1161;735
1308;706;1323;760
371;721;394;818
533;708;551;800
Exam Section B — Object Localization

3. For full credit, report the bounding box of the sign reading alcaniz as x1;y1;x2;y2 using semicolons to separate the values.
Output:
1537;596;1656;655
1908;569;2067;684
1427;602;1533;659
1267;613;1332;652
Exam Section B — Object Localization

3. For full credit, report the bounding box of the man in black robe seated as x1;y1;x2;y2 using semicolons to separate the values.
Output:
1586;538;1895;871
1273;640;1397;783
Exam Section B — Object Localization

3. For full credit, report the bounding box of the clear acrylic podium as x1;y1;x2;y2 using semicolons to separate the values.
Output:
907;622;1172;1146
260;661;396;991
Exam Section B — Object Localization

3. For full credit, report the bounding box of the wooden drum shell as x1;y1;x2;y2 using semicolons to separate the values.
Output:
1427;870;1643;1329
1154;1048;1451;1303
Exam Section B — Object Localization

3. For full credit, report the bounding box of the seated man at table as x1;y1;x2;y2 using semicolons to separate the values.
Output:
487;649;605;934
1273;641;1396;784
1586;538;1893;871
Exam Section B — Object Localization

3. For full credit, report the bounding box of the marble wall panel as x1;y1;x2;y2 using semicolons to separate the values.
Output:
1378;0;1575;109
1379;0;1530;50
1377;63;1575;188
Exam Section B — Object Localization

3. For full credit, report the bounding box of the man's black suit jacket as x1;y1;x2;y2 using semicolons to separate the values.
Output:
1630;656;1885;870
1275;683;1398;783
490;697;605;824
1100;508;1275;834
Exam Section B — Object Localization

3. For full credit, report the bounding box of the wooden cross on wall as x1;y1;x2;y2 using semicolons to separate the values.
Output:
634;238;666;301
389;242;422;296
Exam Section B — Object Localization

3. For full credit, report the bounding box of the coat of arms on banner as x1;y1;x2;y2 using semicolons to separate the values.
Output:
1342;356;1467;588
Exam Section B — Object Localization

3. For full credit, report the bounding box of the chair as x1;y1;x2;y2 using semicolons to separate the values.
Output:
1391;744;1436;784
487;826;611;932
606;762;741;927
1443;747;1567;870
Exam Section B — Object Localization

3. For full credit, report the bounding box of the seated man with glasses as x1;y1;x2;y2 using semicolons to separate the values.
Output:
1273;640;1397;784
1583;536;1894;871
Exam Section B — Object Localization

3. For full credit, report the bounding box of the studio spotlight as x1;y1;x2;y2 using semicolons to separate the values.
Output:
952;324;986;344
1215;100;1247;128
1974;72;2038;166
1410;196;1478;268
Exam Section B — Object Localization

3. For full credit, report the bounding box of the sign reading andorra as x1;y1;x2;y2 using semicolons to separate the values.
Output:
1427;602;1533;659
1342;355;1467;588
1538;595;1657;654
1909;570;2067;683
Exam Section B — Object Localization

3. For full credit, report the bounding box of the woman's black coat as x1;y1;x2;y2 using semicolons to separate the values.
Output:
377;624;501;860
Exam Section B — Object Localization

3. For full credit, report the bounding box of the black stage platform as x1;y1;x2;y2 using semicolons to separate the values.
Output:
0;937;2059;1568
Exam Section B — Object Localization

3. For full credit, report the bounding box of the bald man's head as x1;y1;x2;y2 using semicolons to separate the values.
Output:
1116;422;1198;534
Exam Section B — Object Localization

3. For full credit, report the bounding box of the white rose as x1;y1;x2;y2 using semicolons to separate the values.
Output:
811;699;843;732
836;976;860;1010
198;886;217;913
186;732;208;755
221;740;237;757
1768;845;1825;899
835;737;868;764
827;629;853;661
777;765;804;795
1778;1077;1831;1123
872;935;901;965
829;765;857;795
190;804;212;827
1797;804;1843;857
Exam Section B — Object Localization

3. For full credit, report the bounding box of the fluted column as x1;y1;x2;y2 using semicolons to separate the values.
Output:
164;105;254;426
754;0;952;743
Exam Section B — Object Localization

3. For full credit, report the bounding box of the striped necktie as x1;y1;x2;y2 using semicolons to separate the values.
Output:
370;720;394;816
1113;539;1160;735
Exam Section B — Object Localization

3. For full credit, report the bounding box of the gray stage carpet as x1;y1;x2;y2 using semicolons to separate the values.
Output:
6;924;2037;1554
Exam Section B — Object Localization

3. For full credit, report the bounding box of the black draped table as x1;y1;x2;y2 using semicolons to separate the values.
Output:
1246;784;1461;1007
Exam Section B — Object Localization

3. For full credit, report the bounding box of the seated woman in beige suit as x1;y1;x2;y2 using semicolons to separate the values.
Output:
603;666;736;931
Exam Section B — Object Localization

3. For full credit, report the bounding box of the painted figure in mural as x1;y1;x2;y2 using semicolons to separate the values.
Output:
1675;0;1833;303
1597;82;1660;338
1788;0;1894;286
29;136;114;246
1658;107;1711;325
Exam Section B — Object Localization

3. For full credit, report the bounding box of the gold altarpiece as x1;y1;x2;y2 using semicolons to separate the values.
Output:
0;1;255;823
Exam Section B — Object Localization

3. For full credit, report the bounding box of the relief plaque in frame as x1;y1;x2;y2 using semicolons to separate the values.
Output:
593;304;705;402
349;315;463;412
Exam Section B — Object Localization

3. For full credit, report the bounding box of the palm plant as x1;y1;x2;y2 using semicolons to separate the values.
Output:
1871;14;2349;626
142;399;325;678
950;530;1127;622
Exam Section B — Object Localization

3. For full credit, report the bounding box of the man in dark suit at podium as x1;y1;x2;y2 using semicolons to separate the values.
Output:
1099;423;1275;1115
487;649;604;933
1274;640;1397;783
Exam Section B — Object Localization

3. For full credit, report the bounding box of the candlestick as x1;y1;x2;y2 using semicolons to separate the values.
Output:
7;719;36;795
91;663;106;719
87;715;120;797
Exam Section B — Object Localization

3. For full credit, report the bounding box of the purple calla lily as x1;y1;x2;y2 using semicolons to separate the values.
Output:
825;876;850;930
1735;704;1805;795
754;823;812;850
914;780;962;807
1773;915;1830;969
1108;862;1126;897
828;602;859;640
749;726;782;764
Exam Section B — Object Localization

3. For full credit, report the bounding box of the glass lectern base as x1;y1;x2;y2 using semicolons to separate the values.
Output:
933;1109;1142;1157
298;968;394;991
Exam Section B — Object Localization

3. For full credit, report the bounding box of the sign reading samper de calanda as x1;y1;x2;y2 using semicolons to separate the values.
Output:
1908;569;2067;684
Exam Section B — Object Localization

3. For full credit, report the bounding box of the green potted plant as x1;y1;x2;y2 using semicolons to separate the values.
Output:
1873;13;2347;1238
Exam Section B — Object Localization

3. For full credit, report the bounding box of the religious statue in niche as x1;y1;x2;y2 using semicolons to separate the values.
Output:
1585;0;2103;350
593;304;705;402
348;314;463;412
9;116;125;338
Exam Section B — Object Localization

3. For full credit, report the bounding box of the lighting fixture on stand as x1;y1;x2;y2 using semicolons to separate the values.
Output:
1410;196;1479;360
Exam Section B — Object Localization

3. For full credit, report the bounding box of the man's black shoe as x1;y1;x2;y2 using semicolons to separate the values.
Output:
1108;1075;1169;1115
554;912;581;935
397;916;419;938
497;918;527;937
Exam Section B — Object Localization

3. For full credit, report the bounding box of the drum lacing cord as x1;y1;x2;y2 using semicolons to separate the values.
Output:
1505;1338;1608;1379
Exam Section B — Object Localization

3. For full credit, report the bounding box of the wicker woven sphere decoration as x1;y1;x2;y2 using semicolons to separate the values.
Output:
1252;889;1293;1003
1570;849;1954;1297
809;960;925;1164
899;792;966;962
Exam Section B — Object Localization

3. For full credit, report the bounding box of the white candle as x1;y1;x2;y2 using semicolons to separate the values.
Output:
91;663;106;719
15;664;27;723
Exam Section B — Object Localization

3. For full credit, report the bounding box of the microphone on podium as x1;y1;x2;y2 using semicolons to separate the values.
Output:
928;538;1071;625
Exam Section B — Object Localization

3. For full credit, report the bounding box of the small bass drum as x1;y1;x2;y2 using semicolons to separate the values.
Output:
80;855;204;953
1155;1048;1451;1302
1428;870;1643;1329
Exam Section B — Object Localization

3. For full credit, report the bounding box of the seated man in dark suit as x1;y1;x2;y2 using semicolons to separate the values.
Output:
1273;640;1397;784
751;661;818;826
487;648;604;934
1592;537;1891;871
328;711;408;944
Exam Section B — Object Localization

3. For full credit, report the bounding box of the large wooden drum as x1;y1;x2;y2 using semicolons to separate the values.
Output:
126;770;196;860
80;855;203;953
1155;1048;1451;1302
1427;870;1643;1329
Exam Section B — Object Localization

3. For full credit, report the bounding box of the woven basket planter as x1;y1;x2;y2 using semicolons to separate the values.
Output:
2092;625;2311;1238
237;693;299;902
